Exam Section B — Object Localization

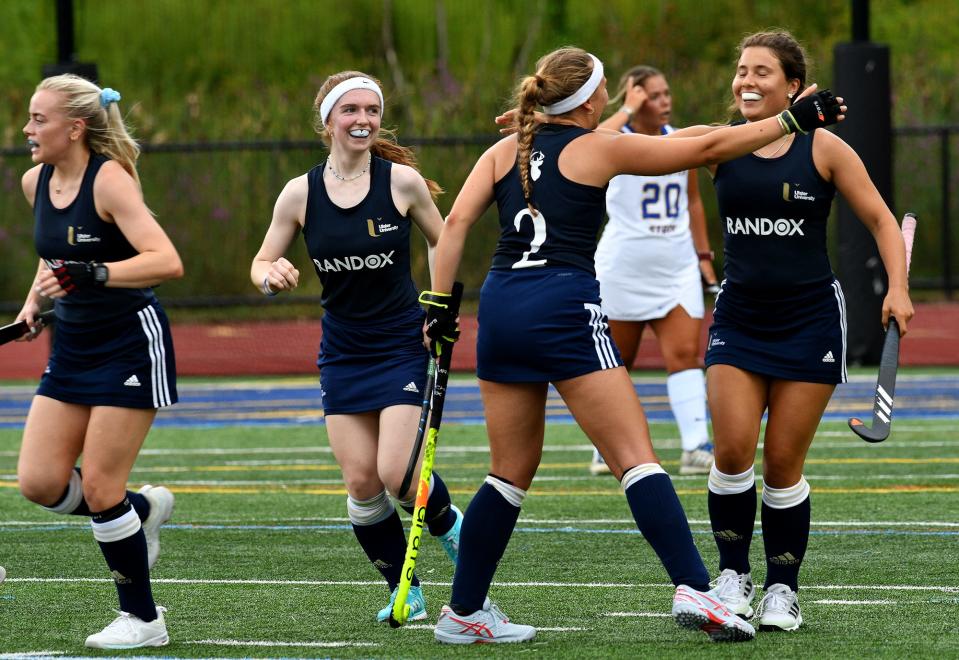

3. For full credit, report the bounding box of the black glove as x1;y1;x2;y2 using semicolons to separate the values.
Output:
419;289;460;357
779;89;841;134
52;261;109;294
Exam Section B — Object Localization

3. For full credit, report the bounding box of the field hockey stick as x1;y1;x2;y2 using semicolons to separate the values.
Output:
848;213;916;443
389;281;464;628
398;359;437;501
0;310;56;347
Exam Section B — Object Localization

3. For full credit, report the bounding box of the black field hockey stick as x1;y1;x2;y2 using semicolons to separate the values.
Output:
0;310;56;347
389;281;464;628
848;213;916;443
398;357;437;500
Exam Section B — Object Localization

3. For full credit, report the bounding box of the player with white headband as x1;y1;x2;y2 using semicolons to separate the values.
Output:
426;45;845;644
251;70;465;625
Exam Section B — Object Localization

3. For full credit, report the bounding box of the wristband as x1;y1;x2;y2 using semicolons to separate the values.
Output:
619;106;634;117
262;275;277;297
697;251;715;261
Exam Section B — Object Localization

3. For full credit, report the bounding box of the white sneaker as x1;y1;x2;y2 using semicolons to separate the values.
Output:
85;607;169;649
589;449;612;475
672;584;755;642
435;598;536;644
680;442;714;475
713;569;756;618
756;583;803;631
139;485;174;569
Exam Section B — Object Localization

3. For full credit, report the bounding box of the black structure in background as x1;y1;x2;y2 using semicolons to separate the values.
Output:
834;0;892;365
42;0;98;82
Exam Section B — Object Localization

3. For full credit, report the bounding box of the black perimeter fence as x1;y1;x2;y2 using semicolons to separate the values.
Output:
0;127;955;315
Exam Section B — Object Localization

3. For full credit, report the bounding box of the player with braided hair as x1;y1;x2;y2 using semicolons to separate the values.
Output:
427;45;844;644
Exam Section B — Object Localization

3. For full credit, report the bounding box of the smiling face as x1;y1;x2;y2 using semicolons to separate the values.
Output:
636;74;672;131
23;89;81;164
732;46;800;121
325;89;381;153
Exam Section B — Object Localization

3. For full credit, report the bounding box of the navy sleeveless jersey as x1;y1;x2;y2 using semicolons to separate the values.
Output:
713;129;836;290
491;125;607;274
303;156;419;322
33;153;157;323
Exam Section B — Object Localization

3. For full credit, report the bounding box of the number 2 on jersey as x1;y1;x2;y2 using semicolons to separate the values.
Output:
511;208;547;269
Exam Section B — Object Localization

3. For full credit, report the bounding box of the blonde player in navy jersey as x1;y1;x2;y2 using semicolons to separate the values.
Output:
424;46;844;644
591;65;718;477
16;74;182;648
688;31;913;632
250;71;463;624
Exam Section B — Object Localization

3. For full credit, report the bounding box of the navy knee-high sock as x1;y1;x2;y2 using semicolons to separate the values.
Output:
91;498;157;622
400;472;456;537
352;509;418;591
450;482;521;615
625;473;710;591
761;497;810;591
708;485;757;574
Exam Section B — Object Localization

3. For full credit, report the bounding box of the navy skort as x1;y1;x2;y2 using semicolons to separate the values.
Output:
38;301;178;408
477;268;622;383
705;278;847;384
318;305;429;415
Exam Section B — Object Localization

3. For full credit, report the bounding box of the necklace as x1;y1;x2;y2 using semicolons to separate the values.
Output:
326;154;371;182
757;134;791;159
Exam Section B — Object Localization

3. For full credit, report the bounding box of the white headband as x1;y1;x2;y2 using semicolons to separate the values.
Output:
319;77;385;125
542;54;604;115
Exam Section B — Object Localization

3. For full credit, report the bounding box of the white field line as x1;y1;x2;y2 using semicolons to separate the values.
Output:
811;599;897;605
3;517;958;528
0;653;65;659
604;612;672;618
3;471;955;486
7;577;958;592
186;639;378;648
405;624;585;632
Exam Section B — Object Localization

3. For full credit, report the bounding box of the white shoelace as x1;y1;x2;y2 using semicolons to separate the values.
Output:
715;572;747;600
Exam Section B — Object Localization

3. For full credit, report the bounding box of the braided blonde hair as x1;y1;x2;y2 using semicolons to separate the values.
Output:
37;74;141;186
514;47;595;215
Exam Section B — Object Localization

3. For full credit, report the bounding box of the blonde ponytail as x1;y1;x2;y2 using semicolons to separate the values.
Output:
37;74;141;186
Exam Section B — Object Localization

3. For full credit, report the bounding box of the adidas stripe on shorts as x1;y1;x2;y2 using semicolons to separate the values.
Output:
476;268;622;383
38;301;178;408
317;304;429;415
705;278;847;384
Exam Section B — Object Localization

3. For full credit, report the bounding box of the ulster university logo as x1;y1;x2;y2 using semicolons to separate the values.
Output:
367;218;399;237
782;182;817;203
67;226;101;245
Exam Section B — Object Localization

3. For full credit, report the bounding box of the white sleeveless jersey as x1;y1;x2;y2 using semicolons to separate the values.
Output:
595;124;704;321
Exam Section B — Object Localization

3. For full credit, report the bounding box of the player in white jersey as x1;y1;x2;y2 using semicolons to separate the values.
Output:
592;66;718;475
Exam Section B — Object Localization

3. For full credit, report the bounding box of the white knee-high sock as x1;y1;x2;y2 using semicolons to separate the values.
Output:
666;368;709;451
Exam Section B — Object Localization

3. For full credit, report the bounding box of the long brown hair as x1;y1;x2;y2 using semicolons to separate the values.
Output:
313;71;442;201
514;47;596;215
37;74;142;186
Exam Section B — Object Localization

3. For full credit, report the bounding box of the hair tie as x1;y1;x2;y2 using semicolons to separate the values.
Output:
534;74;545;87
100;88;121;108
